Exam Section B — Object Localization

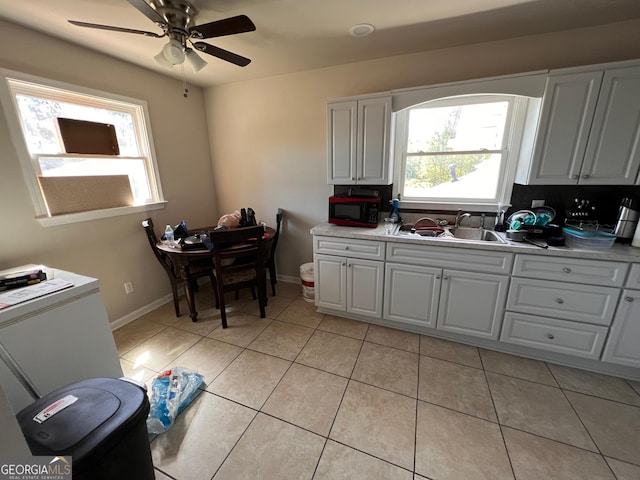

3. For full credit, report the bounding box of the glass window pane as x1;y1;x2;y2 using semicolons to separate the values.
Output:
403;154;501;200
15;94;139;156
38;156;151;204
407;101;509;153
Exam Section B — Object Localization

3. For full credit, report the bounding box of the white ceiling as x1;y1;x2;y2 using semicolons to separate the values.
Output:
2;0;640;87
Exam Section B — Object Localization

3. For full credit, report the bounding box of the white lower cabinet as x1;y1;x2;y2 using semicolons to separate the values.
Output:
383;262;509;339
383;263;440;328
602;289;640;368
437;270;509;340
315;254;384;318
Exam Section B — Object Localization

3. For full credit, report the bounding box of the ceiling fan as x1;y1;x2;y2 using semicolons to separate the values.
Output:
68;0;256;72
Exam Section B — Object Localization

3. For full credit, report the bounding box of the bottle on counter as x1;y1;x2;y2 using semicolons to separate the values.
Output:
164;224;174;245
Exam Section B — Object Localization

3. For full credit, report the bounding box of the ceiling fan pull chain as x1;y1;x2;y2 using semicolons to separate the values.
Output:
182;64;189;98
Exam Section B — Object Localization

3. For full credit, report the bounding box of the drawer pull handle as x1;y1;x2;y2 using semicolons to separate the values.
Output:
625;296;634;302
555;298;564;304
546;333;555;340
344;246;349;250
563;267;572;273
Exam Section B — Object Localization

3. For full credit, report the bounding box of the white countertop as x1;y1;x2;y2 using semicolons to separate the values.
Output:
310;223;640;262
0;265;99;328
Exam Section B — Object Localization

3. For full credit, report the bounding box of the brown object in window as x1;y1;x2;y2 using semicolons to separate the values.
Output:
57;118;120;155
38;175;133;215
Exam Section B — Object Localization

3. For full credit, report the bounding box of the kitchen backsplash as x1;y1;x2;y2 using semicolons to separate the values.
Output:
333;183;640;228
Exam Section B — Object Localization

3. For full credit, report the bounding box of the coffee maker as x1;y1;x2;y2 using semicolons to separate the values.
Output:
613;197;640;243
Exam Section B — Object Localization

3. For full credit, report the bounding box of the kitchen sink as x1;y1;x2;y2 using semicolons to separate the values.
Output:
394;225;506;244
448;228;506;243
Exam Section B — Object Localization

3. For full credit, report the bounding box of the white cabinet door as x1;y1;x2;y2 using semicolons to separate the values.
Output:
383;263;441;328
357;97;392;184
602;289;640;368
315;254;347;311
437;270;509;340
523;71;602;185
327;100;357;184
581;65;640;185
327;96;392;185
347;258;384;318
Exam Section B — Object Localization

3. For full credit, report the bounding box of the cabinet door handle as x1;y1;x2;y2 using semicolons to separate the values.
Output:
571;174;579;180
563;267;572;273
555;298;564;304
443;275;449;280
351;177;355;181
582;174;590;179
357;177;361;180
546;333;555;340
625;296;634;302
341;262;346;266
435;274;441;279
348;263;352;268
344;246;349;250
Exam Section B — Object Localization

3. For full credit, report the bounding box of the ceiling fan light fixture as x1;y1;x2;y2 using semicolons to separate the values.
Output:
158;38;186;66
349;23;375;37
185;48;208;73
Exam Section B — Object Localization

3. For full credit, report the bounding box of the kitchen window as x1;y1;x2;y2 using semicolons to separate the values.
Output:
0;69;164;225
394;94;530;210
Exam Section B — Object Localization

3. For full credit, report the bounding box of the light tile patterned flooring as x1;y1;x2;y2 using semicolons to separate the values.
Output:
113;282;640;480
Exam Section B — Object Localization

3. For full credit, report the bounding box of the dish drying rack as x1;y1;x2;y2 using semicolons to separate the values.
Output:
564;220;615;234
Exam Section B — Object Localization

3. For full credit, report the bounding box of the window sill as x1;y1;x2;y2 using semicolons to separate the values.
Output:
36;201;167;227
399;201;507;213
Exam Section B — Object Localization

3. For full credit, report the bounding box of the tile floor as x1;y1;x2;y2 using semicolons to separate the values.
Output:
113;282;640;480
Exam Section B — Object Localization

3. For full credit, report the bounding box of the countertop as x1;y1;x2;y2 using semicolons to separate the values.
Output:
310;223;640;262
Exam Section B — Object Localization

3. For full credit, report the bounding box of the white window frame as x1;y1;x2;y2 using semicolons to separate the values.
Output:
0;68;165;226
393;94;531;212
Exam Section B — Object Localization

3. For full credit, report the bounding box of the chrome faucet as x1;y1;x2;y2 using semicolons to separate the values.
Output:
455;210;472;228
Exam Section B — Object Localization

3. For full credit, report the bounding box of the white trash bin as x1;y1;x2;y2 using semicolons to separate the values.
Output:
300;263;314;302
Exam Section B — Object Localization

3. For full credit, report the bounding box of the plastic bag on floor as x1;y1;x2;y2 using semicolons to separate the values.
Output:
146;367;204;434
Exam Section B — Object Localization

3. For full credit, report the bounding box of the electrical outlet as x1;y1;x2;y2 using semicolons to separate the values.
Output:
124;281;134;294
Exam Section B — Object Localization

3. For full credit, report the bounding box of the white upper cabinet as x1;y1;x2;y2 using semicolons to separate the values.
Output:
327;96;392;185
517;62;640;185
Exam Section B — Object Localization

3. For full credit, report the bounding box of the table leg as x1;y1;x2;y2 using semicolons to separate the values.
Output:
181;265;198;322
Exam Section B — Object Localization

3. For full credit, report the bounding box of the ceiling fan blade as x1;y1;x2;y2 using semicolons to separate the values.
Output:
68;20;164;38
193;42;251;67
190;15;256;39
127;0;166;25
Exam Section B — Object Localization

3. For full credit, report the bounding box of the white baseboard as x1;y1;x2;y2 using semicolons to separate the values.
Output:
278;274;300;284
110;294;172;331
109;276;299;331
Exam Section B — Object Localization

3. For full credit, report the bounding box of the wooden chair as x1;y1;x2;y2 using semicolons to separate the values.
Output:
142;218;215;317
207;225;268;328
267;208;284;296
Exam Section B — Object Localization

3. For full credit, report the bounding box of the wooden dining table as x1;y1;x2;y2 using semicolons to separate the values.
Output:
156;226;275;322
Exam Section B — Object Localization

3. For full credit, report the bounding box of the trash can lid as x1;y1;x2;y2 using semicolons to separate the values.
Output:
17;378;149;465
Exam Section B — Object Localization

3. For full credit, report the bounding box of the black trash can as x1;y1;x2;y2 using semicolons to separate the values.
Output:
17;377;155;480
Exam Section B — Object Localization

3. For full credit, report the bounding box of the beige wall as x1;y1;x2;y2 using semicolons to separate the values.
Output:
0;20;217;323
205;19;640;279
2;17;640;324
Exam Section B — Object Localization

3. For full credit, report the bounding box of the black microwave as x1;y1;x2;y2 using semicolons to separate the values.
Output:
329;196;380;228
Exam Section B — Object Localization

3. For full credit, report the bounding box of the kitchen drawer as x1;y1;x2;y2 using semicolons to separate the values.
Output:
512;254;628;287
507;277;620;326
314;236;385;260
385;243;513;274
626;263;640;289
501;312;608;360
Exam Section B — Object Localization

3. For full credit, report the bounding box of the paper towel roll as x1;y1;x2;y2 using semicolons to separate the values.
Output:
632;221;640;247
